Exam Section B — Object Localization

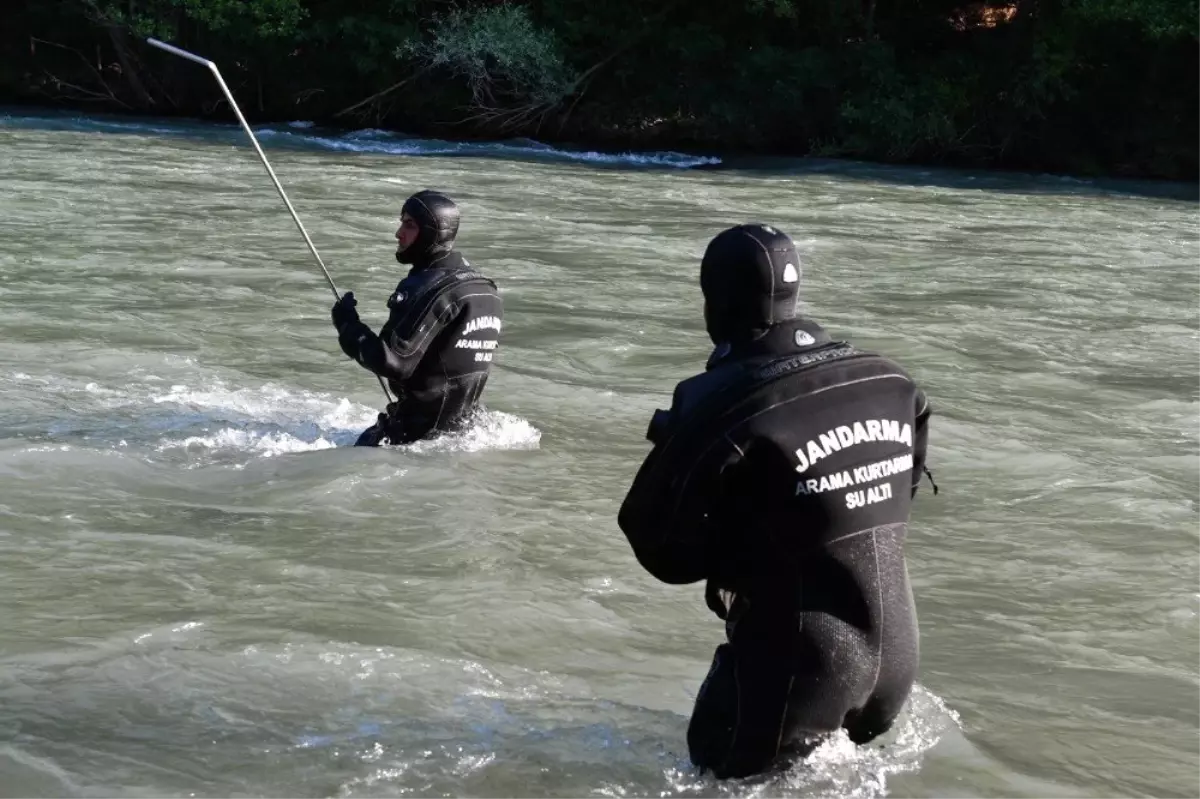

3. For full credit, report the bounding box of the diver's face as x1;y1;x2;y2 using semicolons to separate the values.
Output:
395;214;420;253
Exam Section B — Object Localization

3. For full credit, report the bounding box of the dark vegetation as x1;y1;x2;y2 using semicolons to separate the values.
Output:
2;0;1196;179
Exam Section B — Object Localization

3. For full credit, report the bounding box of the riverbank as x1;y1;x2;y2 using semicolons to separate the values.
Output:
6;93;1198;188
4;0;1196;183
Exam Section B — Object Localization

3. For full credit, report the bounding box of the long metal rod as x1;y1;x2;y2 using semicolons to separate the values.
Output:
146;37;392;403
147;37;338;297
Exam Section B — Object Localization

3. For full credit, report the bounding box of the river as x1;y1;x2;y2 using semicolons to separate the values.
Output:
1;109;1197;798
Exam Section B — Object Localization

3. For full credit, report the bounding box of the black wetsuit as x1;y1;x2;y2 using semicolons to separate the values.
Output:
617;224;935;779
332;190;502;446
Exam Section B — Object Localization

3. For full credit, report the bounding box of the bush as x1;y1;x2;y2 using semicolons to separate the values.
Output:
396;3;577;109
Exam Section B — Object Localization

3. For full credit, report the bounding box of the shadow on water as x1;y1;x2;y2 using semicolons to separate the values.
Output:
4;105;1197;202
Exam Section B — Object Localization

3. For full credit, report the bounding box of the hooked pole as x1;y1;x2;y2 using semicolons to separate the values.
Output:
145;37;393;403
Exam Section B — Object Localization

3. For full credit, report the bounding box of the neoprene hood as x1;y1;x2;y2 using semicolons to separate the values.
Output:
700;223;802;344
397;190;460;264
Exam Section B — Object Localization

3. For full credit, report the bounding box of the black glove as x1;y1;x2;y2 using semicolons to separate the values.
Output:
705;581;733;620
331;291;359;331
646;408;672;444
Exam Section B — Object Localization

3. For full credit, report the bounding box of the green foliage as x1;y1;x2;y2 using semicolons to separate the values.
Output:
300;0;419;78
173;0;306;36
396;4;577;107
0;0;1194;179
746;0;799;18
1070;0;1198;37
82;0;307;41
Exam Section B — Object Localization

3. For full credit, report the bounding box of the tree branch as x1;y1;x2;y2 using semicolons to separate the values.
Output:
29;37;133;109
106;23;155;106
333;66;433;119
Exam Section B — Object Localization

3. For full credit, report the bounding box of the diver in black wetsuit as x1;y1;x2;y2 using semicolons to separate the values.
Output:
617;223;938;779
331;190;503;447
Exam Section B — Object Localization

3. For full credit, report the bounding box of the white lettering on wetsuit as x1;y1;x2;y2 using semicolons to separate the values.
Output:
845;482;893;509
793;419;912;474
454;338;498;362
794;453;913;496
454;339;499;350
462;315;502;335
456;315;501;363
792;414;915;507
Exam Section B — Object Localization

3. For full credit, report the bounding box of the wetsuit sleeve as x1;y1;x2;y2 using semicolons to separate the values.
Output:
617;431;743;586
337;298;459;382
911;387;932;498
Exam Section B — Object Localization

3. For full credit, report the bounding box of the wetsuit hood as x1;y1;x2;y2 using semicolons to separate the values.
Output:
700;223;802;345
397;190;460;266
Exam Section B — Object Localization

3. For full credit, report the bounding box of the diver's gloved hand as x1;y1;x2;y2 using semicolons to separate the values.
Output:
331;291;359;331
646;408;673;444
370;403;406;446
705;580;733;620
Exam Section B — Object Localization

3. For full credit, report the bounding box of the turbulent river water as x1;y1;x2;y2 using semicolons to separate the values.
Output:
1;110;1197;798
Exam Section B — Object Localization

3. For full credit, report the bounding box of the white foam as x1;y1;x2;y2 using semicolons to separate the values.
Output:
11;365;540;463
2;114;721;168
148;380;540;458
659;685;961;798
156;427;340;458
252;126;721;168
150;380;377;432
148;384;540;462
402;409;542;454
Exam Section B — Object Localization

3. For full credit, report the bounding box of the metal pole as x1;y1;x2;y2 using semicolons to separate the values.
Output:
146;37;392;403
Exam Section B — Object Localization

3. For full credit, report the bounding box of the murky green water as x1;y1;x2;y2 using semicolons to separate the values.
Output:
1;110;1197;798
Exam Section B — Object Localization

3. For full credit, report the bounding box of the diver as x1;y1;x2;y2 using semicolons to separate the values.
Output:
331;190;503;446
617;223;938;779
